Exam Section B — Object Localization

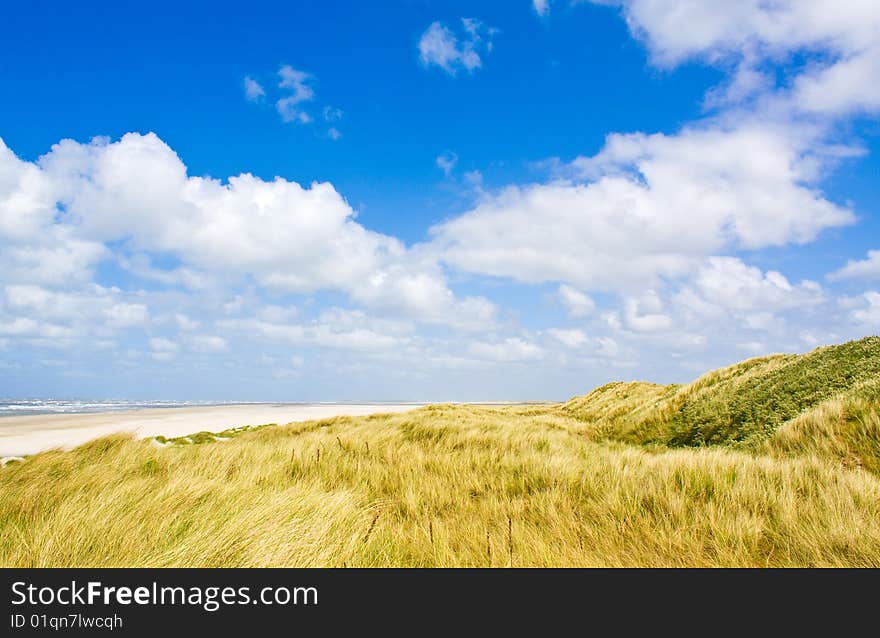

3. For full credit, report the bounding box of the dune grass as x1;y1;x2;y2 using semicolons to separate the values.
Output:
563;336;880;448
1;338;879;567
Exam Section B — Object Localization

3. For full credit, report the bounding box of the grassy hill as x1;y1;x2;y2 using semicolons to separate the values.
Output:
1;337;879;567
562;336;880;468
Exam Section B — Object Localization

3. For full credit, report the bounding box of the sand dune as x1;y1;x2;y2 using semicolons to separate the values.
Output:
0;404;422;457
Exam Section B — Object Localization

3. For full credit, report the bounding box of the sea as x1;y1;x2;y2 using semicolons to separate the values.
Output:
0;399;430;418
0;399;247;418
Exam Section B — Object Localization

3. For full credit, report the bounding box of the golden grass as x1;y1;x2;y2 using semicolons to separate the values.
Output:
3;337;879;567
2;402;879;567
758;394;880;475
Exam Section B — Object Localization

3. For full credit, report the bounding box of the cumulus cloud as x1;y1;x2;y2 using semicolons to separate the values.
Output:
796;51;880;115
425;0;873;310
117;254;208;290
548;328;588;348
149;337;178;361
601;258;826;342
0;133;494;336
190;335;228;353
558;284;595;317
350;259;496;331
702;57;774;109
0;139;107;286
418;19;496;75
431;123;853;291
597;1;879;67
689;257;824;312
410;1;871;374
0;317;75;340
5;3;880;397
533;0;550;17
591;0;880;116
828;250;880;282
851;292;880;327
221;309;407;352
171;314;200;331
570;255;855;371
469;337;544;362
3;284;148;329
622;290;673;333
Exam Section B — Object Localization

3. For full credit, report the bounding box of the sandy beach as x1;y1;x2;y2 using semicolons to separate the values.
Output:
0;404;422;458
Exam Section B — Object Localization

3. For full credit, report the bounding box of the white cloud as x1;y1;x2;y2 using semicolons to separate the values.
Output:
349;260;496;331
277;66;314;102
703;58;773;109
149;337;178;361
597;1;879;67
104;301;150;328
4;4;880;396
586;258;827;345
222;310;404;352
0;317;75;340
190;335;228;353
243;76;265;101
257;305;298;323
275;65;315;123
0;128;504;386
689;257;823;312
557;284;595;317
0;232;107;286
829;250;880;282
149;337;177;351
591;0;880;116
0;138;54;238
548;328;588;348
852;292;880;326
436;151;458;176
469;337;544;362
796;51;880;115
418;19;495;75
246;67;342;129
596;336;620;358
172;314;200;331
0;139;107;286
118;254;208;290
0;283;148;343
8;132;488;330
533;0;550;17
431;123;853;292
623;290;672;333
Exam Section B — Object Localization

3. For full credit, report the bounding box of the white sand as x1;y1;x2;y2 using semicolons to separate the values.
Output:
0;404;422;457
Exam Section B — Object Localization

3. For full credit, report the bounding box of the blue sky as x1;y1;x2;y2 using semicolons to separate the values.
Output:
1;1;879;400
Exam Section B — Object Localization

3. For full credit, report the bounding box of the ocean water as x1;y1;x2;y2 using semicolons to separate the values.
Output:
0;399;249;418
0;399;429;418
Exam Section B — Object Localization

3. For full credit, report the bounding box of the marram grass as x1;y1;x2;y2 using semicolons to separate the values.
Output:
2;337;880;567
